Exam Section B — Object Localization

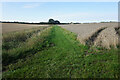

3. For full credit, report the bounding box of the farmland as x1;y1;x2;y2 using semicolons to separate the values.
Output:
2;23;120;78
60;22;119;49
2;23;49;33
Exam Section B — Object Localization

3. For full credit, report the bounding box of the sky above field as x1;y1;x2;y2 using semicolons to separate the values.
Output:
2;2;118;23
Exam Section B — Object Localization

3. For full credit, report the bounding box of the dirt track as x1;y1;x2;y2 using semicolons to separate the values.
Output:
2;23;49;33
60;23;120;48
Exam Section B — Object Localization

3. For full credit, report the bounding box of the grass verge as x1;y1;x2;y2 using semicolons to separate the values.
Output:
2;26;52;67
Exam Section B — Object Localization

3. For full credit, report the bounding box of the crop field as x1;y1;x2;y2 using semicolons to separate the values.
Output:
2;23;49;33
60;22;120;49
2;23;120;78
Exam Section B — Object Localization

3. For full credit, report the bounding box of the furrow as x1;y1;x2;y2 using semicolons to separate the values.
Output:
85;27;107;46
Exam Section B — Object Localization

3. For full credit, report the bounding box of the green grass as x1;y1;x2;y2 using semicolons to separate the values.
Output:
2;26;50;66
2;26;119;78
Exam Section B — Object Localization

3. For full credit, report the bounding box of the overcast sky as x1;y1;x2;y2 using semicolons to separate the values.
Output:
2;2;118;23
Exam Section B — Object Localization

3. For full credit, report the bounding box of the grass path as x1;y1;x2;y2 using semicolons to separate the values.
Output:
3;26;119;78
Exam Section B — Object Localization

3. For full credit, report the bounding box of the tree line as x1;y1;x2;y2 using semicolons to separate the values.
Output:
1;19;64;24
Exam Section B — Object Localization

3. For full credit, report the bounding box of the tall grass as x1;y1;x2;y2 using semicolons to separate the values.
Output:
2;26;51;67
2;27;48;50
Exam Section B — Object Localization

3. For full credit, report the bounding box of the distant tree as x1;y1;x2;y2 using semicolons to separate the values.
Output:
48;19;60;24
48;19;55;24
54;20;60;24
